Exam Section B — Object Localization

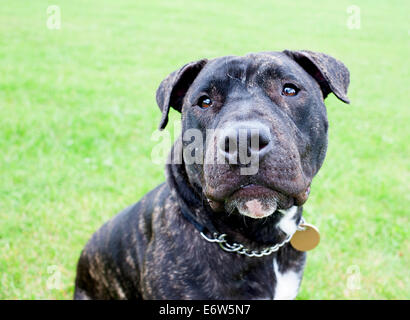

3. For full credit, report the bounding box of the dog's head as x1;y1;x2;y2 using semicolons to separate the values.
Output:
156;50;349;219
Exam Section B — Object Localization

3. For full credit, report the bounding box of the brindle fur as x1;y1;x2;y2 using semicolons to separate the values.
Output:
74;50;349;300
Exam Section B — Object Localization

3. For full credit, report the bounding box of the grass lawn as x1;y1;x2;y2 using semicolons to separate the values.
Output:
0;0;408;299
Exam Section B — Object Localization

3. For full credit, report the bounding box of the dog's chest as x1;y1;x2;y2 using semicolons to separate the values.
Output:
273;258;303;300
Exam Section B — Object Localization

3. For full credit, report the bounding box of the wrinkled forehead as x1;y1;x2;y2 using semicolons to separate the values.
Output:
192;52;308;91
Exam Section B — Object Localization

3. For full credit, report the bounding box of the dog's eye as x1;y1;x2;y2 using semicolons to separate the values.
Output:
282;84;299;97
197;96;212;109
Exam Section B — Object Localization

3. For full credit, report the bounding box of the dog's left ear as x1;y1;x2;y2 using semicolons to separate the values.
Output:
283;50;350;104
156;59;208;130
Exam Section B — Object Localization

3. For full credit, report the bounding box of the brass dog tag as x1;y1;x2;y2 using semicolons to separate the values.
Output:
290;223;320;252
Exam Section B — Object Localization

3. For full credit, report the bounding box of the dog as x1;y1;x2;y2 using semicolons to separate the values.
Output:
74;50;350;300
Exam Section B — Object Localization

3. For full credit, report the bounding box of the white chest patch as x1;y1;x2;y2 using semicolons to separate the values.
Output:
273;259;302;300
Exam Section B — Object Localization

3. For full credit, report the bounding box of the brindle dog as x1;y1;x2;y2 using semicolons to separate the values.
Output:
74;50;350;300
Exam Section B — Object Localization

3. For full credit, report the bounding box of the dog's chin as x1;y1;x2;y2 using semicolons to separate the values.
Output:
223;185;290;219
235;198;277;219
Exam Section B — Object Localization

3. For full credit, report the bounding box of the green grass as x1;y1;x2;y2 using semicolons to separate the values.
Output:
0;0;408;299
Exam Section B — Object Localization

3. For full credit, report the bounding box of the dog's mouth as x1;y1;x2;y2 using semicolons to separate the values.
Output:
207;184;304;219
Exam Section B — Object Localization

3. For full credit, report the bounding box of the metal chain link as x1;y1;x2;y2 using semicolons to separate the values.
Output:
200;218;306;258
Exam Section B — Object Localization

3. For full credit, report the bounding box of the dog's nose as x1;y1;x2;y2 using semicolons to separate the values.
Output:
217;122;272;164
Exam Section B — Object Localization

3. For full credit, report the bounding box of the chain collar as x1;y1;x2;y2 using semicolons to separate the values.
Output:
200;218;306;258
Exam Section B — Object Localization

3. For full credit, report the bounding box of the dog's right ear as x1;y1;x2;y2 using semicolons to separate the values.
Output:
156;59;208;130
